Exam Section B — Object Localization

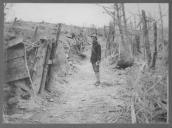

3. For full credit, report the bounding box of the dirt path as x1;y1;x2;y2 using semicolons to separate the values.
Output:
27;56;131;123
5;56;131;123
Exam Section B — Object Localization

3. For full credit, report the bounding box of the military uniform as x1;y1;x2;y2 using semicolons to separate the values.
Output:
90;40;101;72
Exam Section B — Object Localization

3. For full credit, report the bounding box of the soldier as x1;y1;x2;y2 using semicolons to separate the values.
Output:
90;34;101;86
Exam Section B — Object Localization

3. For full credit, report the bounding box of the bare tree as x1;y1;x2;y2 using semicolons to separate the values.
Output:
135;34;141;55
101;3;134;67
121;3;127;36
159;4;164;43
151;22;158;69
105;22;115;57
142;10;152;66
114;3;133;68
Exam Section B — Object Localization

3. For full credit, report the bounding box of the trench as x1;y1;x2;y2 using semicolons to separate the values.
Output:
5;50;131;123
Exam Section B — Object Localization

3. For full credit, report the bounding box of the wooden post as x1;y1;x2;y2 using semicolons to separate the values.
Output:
31;40;49;94
45;23;62;92
32;26;38;42
12;17;17;28
38;40;52;94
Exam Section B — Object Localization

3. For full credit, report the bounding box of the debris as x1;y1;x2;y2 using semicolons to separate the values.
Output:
48;99;54;102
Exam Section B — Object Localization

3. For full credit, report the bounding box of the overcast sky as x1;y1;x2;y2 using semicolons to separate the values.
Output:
5;3;168;28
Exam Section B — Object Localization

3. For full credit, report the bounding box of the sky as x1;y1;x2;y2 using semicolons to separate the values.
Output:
5;3;169;28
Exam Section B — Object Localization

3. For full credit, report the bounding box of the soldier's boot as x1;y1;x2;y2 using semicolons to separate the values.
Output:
95;72;100;86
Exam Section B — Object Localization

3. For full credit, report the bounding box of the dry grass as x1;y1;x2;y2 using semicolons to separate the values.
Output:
126;60;167;123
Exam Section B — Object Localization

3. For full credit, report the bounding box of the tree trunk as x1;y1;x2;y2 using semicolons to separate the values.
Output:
130;21;134;57
104;26;108;39
121;3;127;35
121;3;133;58
135;34;141;54
105;22;115;57
159;4;164;43
151;22;158;69
105;26;111;57
115;3;133;68
142;10;152;66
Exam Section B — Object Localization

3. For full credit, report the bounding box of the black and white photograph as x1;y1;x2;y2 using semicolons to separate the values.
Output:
3;3;169;124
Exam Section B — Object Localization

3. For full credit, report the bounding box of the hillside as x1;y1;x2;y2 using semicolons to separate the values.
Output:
3;19;168;124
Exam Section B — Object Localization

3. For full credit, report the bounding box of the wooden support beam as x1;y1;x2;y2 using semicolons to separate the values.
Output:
38;40;52;94
45;23;62;92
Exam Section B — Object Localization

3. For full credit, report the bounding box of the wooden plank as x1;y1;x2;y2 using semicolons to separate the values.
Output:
7;57;25;69
6;43;30;82
46;24;62;91
6;37;23;48
7;45;24;61
32;40;48;94
39;41;52;94
6;66;29;82
7;63;26;74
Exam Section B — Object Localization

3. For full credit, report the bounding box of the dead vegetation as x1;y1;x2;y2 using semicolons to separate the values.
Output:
3;3;168;124
100;3;168;123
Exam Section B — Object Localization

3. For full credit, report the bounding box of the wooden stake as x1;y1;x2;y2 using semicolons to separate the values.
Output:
46;24;62;92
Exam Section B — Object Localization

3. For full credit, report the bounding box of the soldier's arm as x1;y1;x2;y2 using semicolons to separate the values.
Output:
97;45;101;61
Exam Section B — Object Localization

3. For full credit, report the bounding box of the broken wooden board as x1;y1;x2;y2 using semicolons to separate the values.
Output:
6;42;30;82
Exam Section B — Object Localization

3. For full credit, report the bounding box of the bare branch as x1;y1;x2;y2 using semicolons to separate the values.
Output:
102;6;114;18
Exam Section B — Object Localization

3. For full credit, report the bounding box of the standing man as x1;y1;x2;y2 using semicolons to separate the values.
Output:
90;34;101;86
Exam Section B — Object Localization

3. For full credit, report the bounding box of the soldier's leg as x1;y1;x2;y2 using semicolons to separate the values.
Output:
95;64;100;86
92;62;100;86
95;72;100;82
